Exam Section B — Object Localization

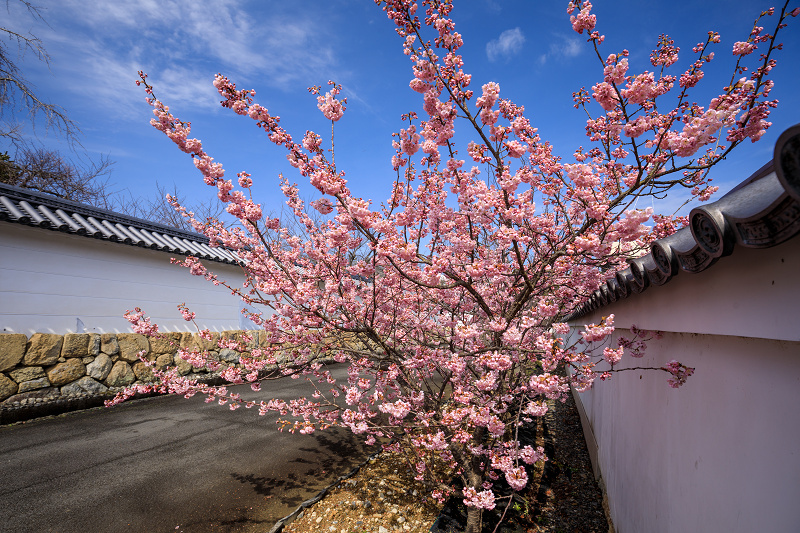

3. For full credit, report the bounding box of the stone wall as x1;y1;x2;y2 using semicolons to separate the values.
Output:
0;330;270;406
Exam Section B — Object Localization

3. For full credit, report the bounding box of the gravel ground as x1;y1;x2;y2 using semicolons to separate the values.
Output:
281;450;442;533
276;391;612;533
528;392;611;533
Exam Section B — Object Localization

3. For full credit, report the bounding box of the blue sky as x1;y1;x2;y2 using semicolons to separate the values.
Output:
4;0;799;219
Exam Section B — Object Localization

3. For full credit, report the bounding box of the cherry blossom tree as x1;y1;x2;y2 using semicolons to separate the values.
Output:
117;1;797;531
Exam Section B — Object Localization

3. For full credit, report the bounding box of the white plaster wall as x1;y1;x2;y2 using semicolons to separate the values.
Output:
569;237;800;532
572;331;800;533
0;223;262;334
593;240;800;342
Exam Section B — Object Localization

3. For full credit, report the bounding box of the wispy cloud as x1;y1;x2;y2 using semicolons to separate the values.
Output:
482;0;502;12
486;28;525;62
30;0;341;119
538;34;582;64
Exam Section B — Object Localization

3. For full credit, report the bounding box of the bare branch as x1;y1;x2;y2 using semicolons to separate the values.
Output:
1;0;79;145
1;144;114;205
112;182;228;231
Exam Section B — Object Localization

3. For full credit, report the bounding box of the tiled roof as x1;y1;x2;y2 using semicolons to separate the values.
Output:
568;123;800;320
0;181;240;265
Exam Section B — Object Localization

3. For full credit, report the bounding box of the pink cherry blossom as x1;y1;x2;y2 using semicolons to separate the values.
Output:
520;445;546;465
592;81;619;110
603;56;629;84
310;198;334;215
505;466;528;491
603;346;624;365
732;41;757;56
582;315;615;343
569;1;597;34
314;81;347;121
463;487;496;510
664;360;695;388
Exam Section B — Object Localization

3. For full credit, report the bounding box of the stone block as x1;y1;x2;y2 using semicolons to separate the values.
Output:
256;330;273;348
46;359;86;387
155;353;173;371
61;376;108;395
245;330;261;350
61;333;90;358
0;373;18;401
173;354;193;376
186;332;219;352
86;354;113;381
88;333;101;356
23;334;63;366
18;377;51;393
4;387;59;404
219;349;240;364
3;387;59;404
222;330;256;351
178;332;193;348
105;361;135;387
9;366;45;383
0;333;27;372
148;332;182;355
275;351;291;365
117;334;150;363
100;333;119;356
132;361;154;382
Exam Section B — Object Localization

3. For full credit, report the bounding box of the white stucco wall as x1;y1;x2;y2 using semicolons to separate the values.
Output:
587;240;799;342
569;239;800;532
0;223;260;334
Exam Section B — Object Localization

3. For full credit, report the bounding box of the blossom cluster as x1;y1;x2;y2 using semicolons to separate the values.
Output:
663;360;696;388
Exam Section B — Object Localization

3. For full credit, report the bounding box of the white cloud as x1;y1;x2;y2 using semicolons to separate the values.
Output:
550;37;582;58
539;34;582;64
54;0;333;78
486;28;526;62
29;0;342;120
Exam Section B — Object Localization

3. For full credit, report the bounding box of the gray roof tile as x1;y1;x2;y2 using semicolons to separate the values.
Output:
0;181;240;265
568;123;800;320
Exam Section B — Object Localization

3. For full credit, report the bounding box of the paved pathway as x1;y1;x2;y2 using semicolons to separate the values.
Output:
0;365;375;533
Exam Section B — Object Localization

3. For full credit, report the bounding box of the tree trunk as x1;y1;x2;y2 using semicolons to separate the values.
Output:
464;507;483;533
464;458;484;533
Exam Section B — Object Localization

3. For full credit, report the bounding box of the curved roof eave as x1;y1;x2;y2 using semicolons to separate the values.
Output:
567;123;800;321
0;182;242;266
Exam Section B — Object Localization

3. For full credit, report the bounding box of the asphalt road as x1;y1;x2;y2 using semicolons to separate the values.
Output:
0;364;376;533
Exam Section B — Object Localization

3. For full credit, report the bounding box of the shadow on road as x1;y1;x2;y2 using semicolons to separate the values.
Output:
231;428;377;512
